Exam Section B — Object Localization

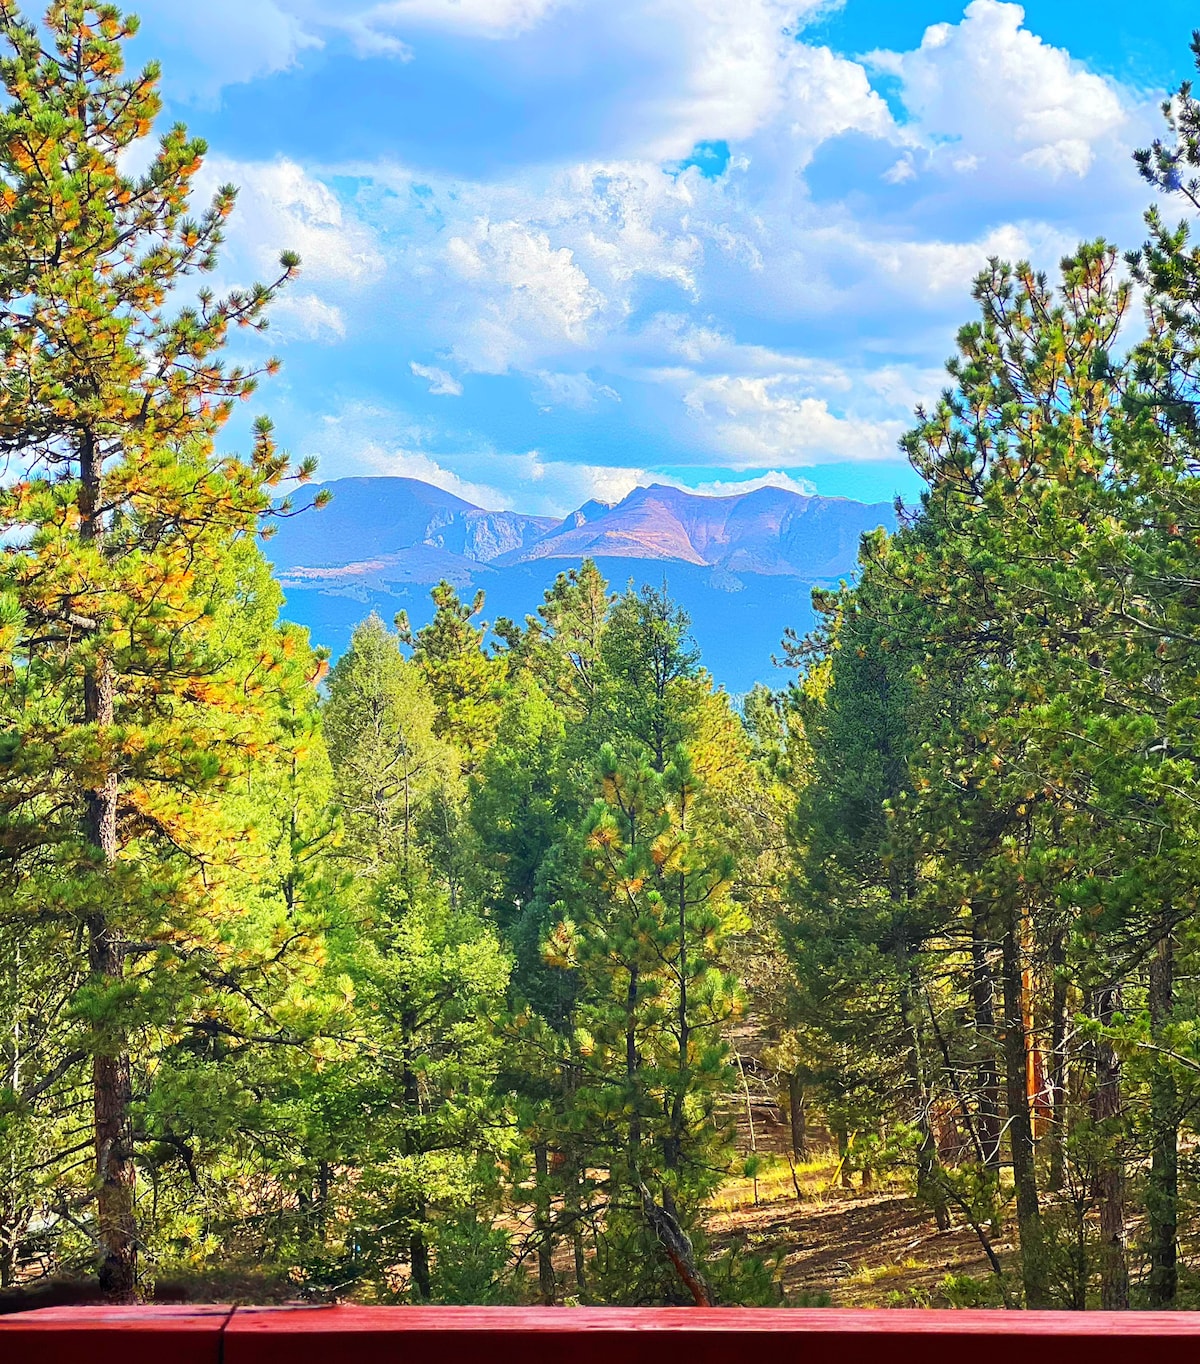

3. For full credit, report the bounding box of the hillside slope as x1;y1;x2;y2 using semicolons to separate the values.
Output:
268;476;898;692
499;483;895;578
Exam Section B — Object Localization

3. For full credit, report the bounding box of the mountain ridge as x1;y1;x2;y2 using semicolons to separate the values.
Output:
269;475;899;692
272;476;894;577
494;481;895;577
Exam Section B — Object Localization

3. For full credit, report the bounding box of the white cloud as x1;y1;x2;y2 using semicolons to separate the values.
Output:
776;40;897;165
147;0;1164;507
213;159;387;286
637;313;855;386
860;364;951;413
299;398;652;513
849;222;1047;298
683;373;907;465
883;154;917;185
345;0;565;48
526;2;891;162
344;443;661;515
532;371;620;410
867;1;1129;184
325;442;823;513
351;159;706;374
557;162;702;294
272;292;347;342
191;159;385;351
687;470;818;497
355;0;847;158
628;0;804;157
135;0;321;97
444;219;604;371
411;362;464;396
354;446;512;507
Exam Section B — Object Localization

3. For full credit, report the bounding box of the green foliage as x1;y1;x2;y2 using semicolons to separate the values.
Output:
0;0;329;1295
779;54;1200;1309
20;0;1200;1319
398;582;507;770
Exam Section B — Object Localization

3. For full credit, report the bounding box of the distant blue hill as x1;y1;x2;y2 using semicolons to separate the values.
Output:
268;477;898;695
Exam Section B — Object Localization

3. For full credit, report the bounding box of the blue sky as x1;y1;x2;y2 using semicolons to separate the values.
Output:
124;0;1197;513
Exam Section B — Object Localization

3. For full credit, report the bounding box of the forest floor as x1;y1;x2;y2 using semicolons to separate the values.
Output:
706;1155;1007;1307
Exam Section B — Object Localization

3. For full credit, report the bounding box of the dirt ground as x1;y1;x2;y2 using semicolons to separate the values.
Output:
706;1162;1008;1307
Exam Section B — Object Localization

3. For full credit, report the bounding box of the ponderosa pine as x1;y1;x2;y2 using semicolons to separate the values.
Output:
0;1;321;1298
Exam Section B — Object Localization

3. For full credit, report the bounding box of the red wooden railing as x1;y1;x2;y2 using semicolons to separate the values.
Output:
3;1306;1199;1364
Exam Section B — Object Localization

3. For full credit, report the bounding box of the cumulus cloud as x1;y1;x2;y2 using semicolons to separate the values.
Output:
153;1;1165;506
347;443;662;516
444;220;604;371
186;159;385;355
411;362;464;396
683;374;908;465
355;161;702;374
686;470;819;497
627;0;821;158
772;40;897;167
298;399;653;513
867;1;1131;183
159;0;851;163
848;223;1049;298
330;443;823;513
636;313;855;386
352;0;844;157
227;160;387;285
354;446;514;507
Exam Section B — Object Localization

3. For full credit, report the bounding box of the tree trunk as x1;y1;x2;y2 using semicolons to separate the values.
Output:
88;910;136;1300
971;903;1002;1169
787;1073;809;1162
80;431;137;1302
401;1004;431;1301
626;965;641;1173
409;1222;431;1301
1147;931;1178;1307
1001;899;1049;1307
638;1182;713;1306
561;1060;588;1298
897;945;950;1230
835;1126;853;1190
0;1195;21;1289
1091;987;1129;1310
569;1165;588;1298
1046;928;1069;1193
665;863;689;1181
534;1142;556;1304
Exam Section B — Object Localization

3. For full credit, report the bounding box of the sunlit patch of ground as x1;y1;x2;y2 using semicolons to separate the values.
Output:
706;1154;1009;1307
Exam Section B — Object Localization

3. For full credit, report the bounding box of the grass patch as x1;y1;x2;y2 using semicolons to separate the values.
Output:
847;1257;923;1287
709;1154;839;1211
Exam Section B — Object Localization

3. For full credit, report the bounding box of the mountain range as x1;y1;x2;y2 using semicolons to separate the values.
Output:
270;477;898;693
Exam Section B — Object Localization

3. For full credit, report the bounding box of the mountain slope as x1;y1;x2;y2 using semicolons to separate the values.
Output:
270;477;556;571
268;476;899;692
496;483;895;577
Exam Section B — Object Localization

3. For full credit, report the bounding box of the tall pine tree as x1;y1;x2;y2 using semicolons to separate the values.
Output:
0;1;321;1297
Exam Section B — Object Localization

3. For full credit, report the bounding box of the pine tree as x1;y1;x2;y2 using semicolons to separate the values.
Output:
398;582;507;771
321;608;513;1303
324;614;456;889
544;743;744;1305
495;558;613;722
0;2;321;1297
599;584;700;774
